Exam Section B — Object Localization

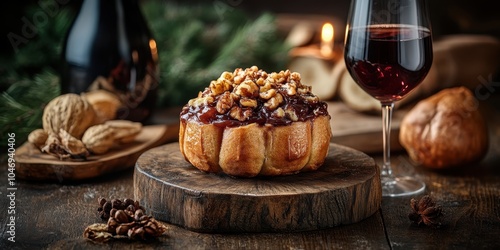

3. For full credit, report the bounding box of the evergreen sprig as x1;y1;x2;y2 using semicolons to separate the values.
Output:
0;70;60;144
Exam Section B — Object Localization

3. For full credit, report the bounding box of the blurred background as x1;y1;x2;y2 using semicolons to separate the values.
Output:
2;0;500;53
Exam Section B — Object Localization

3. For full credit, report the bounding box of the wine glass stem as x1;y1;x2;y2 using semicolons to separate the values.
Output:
381;102;395;179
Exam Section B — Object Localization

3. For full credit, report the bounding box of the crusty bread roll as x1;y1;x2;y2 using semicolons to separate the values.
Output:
179;66;332;177
399;87;488;169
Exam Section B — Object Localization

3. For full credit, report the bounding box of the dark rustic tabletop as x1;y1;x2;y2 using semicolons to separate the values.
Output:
1;97;500;250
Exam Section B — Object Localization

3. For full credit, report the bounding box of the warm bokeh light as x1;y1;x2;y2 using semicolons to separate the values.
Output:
321;22;334;57
149;39;158;62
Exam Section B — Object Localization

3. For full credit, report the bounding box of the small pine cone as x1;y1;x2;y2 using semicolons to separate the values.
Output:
97;198;113;220
91;197;166;241
97;197;146;221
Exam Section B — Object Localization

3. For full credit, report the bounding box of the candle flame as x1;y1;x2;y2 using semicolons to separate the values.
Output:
321;23;334;43
321;23;334;57
149;39;159;61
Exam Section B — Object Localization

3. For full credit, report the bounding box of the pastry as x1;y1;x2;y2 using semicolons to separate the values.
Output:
179;66;332;177
399;87;488;169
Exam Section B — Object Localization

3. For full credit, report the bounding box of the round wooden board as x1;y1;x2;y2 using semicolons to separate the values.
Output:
134;142;382;233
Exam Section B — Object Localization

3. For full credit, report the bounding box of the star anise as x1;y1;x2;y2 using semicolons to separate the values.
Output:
408;195;443;227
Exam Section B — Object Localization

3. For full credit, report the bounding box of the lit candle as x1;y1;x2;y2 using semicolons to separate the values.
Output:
320;22;334;57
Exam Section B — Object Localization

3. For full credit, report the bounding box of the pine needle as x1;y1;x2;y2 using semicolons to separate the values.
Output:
0;70;59;145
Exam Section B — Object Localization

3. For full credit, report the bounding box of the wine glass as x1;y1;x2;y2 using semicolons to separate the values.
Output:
344;0;432;197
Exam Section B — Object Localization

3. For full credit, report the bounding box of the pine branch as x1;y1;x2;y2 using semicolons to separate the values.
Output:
0;70;59;145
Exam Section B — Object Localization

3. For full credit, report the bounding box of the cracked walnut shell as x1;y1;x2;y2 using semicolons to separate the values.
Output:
41;128;89;159
399;87;488;169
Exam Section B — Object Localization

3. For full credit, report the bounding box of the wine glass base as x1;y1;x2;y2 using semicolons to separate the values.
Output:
381;176;426;197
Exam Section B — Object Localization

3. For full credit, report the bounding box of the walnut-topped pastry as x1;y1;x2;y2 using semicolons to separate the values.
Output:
179;66;332;177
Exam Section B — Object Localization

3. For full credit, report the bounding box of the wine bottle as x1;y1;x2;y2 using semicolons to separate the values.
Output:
60;0;159;122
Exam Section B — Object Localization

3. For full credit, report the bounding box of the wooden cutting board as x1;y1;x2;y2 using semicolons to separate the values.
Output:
14;124;179;182
134;142;382;233
328;101;409;154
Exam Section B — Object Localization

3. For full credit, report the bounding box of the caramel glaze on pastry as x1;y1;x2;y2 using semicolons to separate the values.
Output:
179;66;332;177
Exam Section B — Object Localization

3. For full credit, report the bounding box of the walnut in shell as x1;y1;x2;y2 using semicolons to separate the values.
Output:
82;124;116;154
399;87;488;169
43;93;97;139
104;120;142;144
82;120;142;155
81;90;123;124
28;129;48;149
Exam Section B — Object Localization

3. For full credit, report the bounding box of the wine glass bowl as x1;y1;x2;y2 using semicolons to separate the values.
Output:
344;0;432;197
345;24;433;103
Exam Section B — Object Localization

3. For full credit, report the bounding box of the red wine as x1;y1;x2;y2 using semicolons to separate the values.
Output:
61;0;159;122
344;24;432;103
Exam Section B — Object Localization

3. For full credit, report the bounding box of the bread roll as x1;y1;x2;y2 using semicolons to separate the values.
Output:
399;87;488;169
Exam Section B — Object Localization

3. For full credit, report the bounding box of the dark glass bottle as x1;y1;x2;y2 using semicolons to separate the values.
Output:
61;0;159;122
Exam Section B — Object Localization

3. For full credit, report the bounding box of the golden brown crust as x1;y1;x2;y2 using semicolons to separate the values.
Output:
179;115;331;177
260;121;311;176
219;123;265;177
179;121;223;173
305;115;332;171
399;86;488;169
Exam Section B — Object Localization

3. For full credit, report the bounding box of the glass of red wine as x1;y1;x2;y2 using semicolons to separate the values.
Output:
344;0;432;197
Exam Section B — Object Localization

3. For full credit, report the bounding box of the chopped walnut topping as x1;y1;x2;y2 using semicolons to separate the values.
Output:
259;89;276;100
285;107;298;121
290;71;301;81
265;93;283;110
304;95;319;103
274;107;285;118
256;78;265;86
220;71;233;81
189;96;214;107
181;66;329;126
285;82;297;96
240;98;258;108
235;81;258;97
229;106;252;121
260;81;273;93
216;92;233;114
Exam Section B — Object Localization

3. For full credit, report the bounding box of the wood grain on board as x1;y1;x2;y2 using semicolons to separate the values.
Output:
14;124;179;182
134;142;382;233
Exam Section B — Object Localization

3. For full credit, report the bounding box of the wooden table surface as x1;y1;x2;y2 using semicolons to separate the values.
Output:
1;98;500;250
